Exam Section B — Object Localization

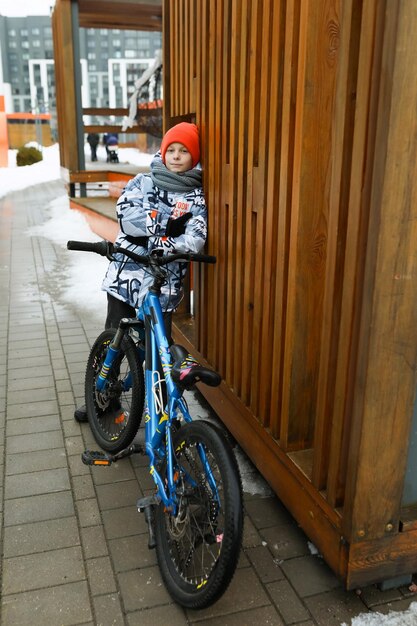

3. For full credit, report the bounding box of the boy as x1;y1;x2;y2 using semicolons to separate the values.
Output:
75;122;207;422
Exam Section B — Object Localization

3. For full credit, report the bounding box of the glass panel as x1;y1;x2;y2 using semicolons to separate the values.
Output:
402;390;417;506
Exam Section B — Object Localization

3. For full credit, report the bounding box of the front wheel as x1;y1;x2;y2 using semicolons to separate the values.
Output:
154;420;243;609
85;329;144;453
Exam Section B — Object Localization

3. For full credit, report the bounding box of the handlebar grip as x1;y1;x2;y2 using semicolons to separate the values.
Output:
67;240;111;256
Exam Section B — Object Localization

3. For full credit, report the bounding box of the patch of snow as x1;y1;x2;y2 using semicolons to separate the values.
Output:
26;194;108;322
341;602;417;626
0;144;61;198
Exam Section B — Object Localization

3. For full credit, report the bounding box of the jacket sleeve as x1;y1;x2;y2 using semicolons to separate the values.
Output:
116;175;157;238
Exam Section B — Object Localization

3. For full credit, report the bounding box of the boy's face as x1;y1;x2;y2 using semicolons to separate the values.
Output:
164;142;193;172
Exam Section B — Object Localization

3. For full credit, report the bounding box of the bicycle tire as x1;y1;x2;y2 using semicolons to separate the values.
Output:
85;329;144;453
154;420;243;609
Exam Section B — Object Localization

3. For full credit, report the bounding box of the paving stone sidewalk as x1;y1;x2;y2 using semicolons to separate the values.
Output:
1;181;417;625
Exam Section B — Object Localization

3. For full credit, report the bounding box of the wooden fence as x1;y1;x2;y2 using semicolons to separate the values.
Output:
164;0;417;588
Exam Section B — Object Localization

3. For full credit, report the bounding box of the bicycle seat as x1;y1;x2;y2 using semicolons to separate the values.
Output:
170;345;221;389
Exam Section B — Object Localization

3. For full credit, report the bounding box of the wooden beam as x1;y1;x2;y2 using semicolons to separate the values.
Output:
83;107;127;117
84;124;156;134
78;0;162;31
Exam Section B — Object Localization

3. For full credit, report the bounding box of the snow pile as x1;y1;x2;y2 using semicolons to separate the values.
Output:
27;194;108;321
341;601;417;626
1;144;61;198
1;142;154;202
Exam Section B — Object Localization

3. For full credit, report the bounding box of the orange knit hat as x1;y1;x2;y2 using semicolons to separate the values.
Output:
161;122;200;168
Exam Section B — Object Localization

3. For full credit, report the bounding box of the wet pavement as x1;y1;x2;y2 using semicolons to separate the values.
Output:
1;180;416;625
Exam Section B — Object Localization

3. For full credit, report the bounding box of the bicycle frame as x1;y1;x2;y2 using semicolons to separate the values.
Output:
95;287;217;514
141;290;192;512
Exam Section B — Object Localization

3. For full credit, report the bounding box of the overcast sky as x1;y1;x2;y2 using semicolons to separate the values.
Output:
0;0;55;17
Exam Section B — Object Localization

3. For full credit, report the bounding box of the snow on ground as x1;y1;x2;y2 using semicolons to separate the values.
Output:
27;193;108;323
85;143;154;167
1;142;153;201
1;143;61;198
342;602;417;626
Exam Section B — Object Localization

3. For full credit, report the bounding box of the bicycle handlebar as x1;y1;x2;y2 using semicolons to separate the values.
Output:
67;240;217;266
67;240;110;256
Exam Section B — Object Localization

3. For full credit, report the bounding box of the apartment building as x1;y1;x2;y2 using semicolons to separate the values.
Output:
0;13;162;115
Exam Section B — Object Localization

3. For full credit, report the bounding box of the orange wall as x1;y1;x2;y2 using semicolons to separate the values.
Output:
0;97;8;167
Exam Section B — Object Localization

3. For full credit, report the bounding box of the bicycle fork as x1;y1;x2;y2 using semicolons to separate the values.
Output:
95;320;143;392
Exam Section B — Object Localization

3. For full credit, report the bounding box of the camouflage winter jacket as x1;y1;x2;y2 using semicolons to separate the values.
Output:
102;154;207;312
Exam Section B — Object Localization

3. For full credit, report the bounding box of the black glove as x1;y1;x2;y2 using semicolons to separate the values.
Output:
165;212;192;237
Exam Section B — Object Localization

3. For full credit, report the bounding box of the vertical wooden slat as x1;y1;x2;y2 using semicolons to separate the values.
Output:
281;0;341;450
213;0;226;372
269;0;300;439
255;0;284;424
240;0;259;407
232;0;250;397
206;0;217;364
162;0;171;131
326;0;381;507
224;0;241;385
197;0;210;357
279;0;309;447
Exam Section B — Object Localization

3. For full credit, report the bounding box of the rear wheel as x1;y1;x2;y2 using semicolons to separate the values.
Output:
154;420;243;609
85;329;144;453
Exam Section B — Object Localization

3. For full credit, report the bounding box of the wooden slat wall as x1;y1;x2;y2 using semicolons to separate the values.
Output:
166;0;363;499
165;0;417;586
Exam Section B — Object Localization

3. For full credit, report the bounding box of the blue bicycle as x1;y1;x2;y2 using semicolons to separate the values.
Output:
67;240;243;609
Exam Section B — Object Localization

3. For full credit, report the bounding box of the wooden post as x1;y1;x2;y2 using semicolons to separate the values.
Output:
344;0;417;548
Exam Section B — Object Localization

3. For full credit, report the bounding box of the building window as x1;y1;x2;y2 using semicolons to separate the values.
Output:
20;29;28;36
8;29;16;36
32;40;41;47
125;50;136;58
87;52;96;60
32;28;40;35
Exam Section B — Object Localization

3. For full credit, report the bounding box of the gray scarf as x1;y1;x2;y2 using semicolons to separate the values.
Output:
151;161;203;192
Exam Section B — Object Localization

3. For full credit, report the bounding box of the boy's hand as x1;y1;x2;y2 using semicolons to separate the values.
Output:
165;212;192;237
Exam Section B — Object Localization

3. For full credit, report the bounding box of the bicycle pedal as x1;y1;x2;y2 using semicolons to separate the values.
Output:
82;450;113;466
